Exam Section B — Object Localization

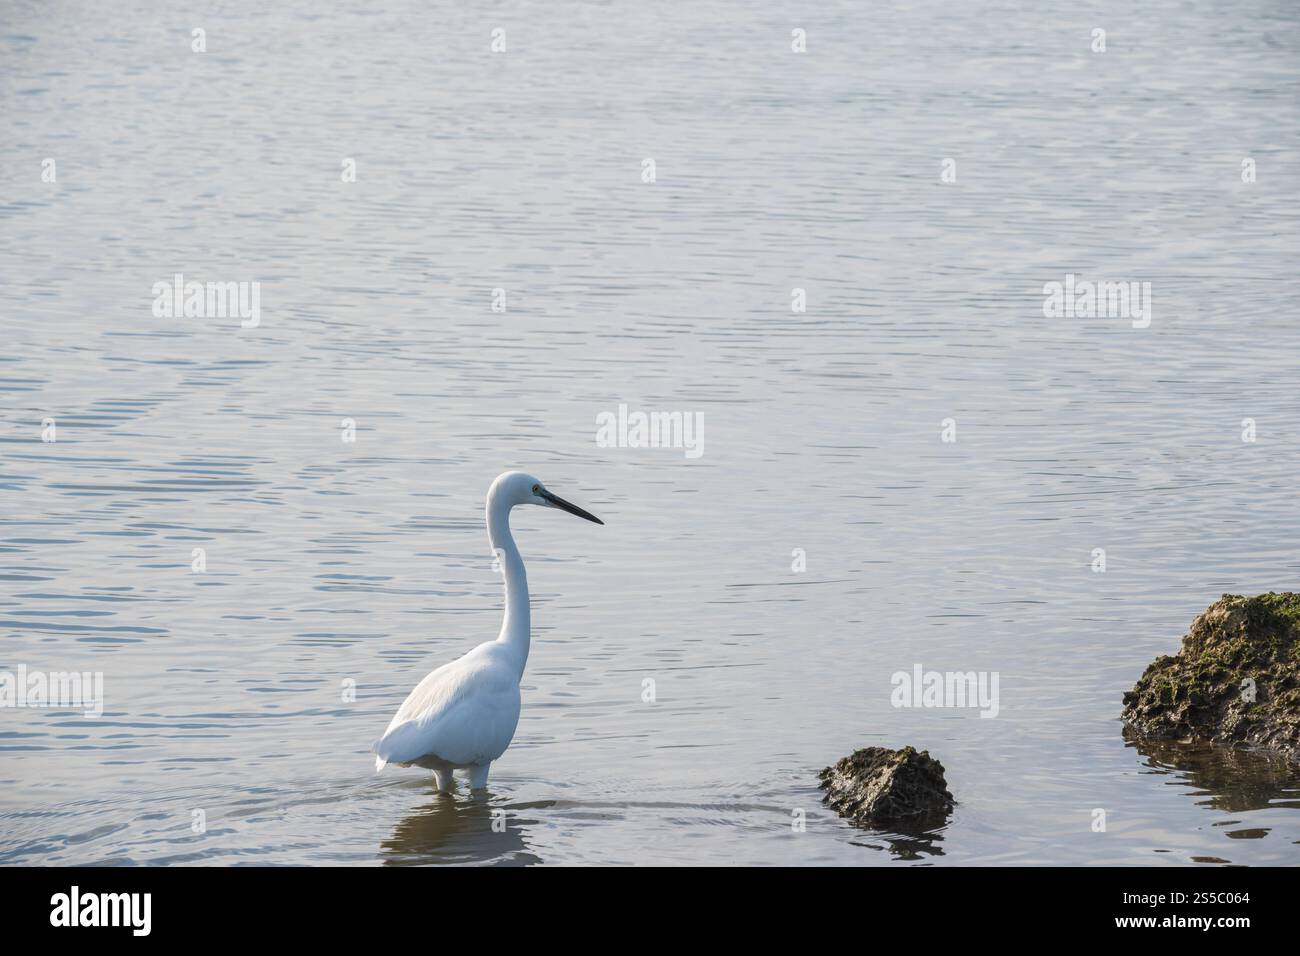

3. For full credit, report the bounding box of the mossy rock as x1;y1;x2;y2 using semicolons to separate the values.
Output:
818;746;954;831
1122;593;1300;763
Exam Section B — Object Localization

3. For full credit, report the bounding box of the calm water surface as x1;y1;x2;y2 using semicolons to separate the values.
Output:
3;1;1300;865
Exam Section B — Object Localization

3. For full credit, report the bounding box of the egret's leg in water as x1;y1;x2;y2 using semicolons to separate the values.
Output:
433;768;454;794
467;763;490;791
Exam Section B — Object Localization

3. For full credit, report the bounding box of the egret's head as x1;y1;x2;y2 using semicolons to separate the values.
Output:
488;471;603;524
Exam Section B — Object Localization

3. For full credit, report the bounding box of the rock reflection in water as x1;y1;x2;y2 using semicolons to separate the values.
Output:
1124;728;1300;817
850;828;948;862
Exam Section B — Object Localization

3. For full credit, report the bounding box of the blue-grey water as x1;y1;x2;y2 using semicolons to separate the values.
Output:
3;0;1300;865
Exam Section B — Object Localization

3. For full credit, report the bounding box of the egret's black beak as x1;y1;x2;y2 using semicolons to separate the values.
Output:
539;488;603;525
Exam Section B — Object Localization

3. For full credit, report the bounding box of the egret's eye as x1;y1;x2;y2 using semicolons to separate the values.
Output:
532;484;541;494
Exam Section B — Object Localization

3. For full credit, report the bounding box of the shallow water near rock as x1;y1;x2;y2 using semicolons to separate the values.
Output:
3;1;1300;865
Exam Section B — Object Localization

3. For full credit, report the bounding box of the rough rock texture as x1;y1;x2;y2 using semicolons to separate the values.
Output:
1122;593;1300;763
818;746;954;830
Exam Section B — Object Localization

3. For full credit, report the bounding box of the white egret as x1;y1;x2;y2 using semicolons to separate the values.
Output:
372;471;603;793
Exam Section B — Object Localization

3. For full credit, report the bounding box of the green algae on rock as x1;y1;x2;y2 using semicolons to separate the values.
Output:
818;746;955;831
1122;593;1300;763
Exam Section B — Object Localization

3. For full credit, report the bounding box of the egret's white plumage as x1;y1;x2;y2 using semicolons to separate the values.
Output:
372;471;602;793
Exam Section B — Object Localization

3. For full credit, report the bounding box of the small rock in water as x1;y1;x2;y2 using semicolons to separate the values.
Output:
818;746;954;830
1122;592;1300;763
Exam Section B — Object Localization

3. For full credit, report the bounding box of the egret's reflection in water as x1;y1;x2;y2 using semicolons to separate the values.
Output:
380;792;542;867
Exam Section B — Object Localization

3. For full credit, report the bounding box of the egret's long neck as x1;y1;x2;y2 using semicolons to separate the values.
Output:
487;495;530;672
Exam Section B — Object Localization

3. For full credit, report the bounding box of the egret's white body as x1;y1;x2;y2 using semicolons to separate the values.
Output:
372;471;602;793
